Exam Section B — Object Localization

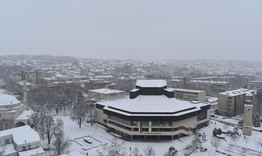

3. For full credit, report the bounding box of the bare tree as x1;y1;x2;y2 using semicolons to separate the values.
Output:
211;137;221;151
143;146;156;156
96;140;126;156
241;147;248;156
53;119;70;155
71;91;90;128
131;147;142;156
30;111;43;131
39;115;55;144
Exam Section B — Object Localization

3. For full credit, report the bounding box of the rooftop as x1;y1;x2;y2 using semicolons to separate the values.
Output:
98;95;208;116
0;125;41;146
89;88;125;94
173;88;205;93
15;109;34;121
136;80;167;88
190;80;229;84
0;89;20;106
219;88;255;97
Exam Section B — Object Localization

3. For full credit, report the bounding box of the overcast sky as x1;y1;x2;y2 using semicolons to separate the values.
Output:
0;0;261;60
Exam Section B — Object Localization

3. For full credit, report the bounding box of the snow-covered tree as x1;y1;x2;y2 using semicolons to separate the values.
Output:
31;112;40;130
131;147;142;156
70;91;90;128
164;146;178;156
241;147;247;156
211;137;221;151
143;146;156;156
96;140;126;156
53;119;69;155
39;115;55;144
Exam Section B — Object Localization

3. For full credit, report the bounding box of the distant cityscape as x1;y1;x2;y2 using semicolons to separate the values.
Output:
1;55;262;156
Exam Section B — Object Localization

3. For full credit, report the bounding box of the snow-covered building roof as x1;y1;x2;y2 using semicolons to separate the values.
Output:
97;95;208;116
190;80;229;84
164;88;176;92
89;88;124;94
0;125;41;146
136;80;167;88
15;109;34;121
0;89;20;106
173;88;205;93
219;88;255;97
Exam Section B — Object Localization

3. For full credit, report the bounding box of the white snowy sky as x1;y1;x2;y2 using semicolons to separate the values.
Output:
0;0;262;60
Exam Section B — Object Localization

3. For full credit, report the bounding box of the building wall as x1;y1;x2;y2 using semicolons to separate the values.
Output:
254;89;262;116
188;81;229;96
0;134;13;145
169;80;185;88
0;103;25;120
249;81;262;90
218;94;245;117
95;108;107;125
106;118;195;137
172;116;198;130
174;90;206;102
218;94;230;116
243;104;253;136
89;91;125;101
16;141;40;152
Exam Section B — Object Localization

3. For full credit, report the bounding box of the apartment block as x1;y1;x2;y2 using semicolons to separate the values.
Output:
218;89;255;117
173;88;206;102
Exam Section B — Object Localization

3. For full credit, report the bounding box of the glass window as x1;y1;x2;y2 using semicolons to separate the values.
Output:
4;139;10;144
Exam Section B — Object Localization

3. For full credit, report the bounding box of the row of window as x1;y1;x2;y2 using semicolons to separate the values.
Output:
108;115;132;126
197;110;207;121
108;120;190;132
108;115;172;127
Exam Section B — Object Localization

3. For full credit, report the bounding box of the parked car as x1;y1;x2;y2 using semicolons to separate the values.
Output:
84;138;93;144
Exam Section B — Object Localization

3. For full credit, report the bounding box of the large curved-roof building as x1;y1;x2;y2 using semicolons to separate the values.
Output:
0;89;32;128
95;80;210;140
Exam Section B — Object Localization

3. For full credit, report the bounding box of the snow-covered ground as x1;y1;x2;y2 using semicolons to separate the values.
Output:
214;115;262;132
55;115;262;156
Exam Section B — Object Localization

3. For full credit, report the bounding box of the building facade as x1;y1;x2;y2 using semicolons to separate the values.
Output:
173;88;206;102
218;89;255;117
242;104;253;136
249;81;262;90
0;125;45;156
254;89;262;116
88;88;126;101
188;80;229;96
0;89;32;129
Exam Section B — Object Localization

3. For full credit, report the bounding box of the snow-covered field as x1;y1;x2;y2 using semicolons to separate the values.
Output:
55;115;262;156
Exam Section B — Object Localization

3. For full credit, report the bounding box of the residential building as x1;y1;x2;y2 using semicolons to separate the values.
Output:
188;80;229;96
0;125;45;156
218;89;255;117
88;88;126;101
249;81;262;90
253;89;262;117
172;88;206;102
